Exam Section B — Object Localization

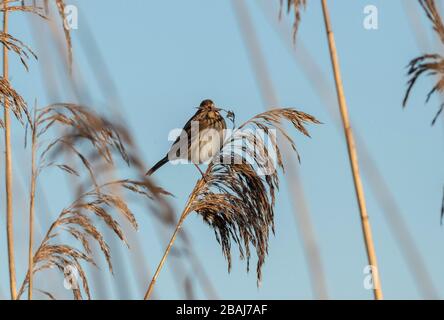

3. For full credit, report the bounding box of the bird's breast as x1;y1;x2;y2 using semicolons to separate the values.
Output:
189;127;225;164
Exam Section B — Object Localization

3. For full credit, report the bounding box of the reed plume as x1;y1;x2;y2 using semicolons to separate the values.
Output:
19;180;141;299
144;108;320;299
403;0;444;125
19;103;170;299
279;0;307;41
403;0;444;234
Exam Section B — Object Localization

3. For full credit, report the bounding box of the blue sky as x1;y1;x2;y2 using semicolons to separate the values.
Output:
0;0;443;300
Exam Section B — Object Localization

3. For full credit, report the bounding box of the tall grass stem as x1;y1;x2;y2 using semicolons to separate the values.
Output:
3;0;17;300
320;0;383;300
27;107;37;300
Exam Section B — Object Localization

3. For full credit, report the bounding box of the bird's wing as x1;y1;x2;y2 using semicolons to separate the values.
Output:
173;109;201;145
168;109;202;159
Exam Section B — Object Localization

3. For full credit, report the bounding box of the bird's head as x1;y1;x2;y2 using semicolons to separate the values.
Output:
199;99;221;111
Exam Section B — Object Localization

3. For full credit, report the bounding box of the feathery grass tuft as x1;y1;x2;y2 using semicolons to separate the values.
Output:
279;0;307;42
403;0;444;125
19;103;170;299
191;108;319;284
0;77;30;125
18;180;148;300
144;108;320;299
0;30;37;70
36;104;129;188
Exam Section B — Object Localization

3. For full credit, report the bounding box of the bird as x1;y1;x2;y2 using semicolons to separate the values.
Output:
146;99;227;176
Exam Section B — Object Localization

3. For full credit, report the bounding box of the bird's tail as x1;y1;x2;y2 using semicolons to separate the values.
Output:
146;156;169;176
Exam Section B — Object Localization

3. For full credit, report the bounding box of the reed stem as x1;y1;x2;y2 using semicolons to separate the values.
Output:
3;0;17;300
144;179;204;300
144;209;190;300
27;108;37;300
320;0;383;300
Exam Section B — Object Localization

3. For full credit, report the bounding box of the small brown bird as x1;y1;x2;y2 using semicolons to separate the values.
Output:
146;99;226;176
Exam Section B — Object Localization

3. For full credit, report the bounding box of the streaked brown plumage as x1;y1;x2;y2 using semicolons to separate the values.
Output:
146;99;226;176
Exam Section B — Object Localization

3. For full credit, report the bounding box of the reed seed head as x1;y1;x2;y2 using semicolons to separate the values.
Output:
188;108;320;285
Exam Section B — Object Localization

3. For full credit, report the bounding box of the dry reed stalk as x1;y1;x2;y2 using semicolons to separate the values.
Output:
233;0;328;299
0;0;42;300
261;0;438;298
2;0;17;300
27;107;37;300
144;195;196;300
144;108;320;299
320;0;382;299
